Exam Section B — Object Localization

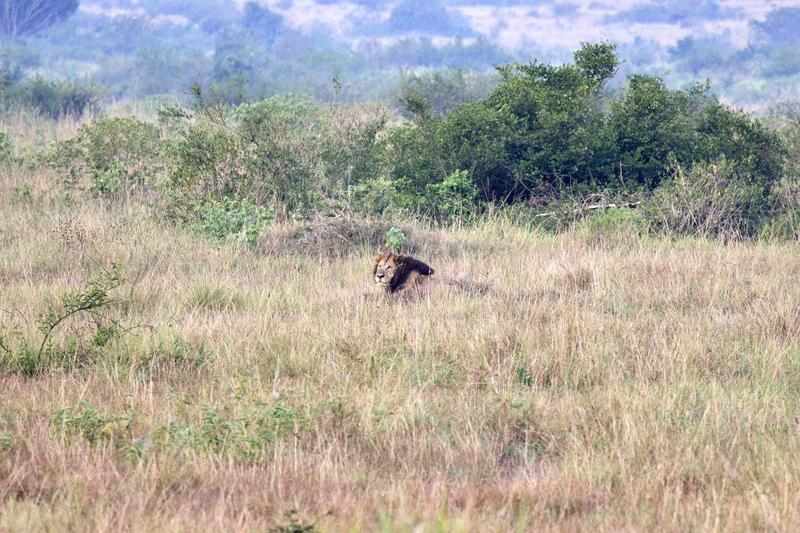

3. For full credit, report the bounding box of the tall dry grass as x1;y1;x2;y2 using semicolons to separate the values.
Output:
2;147;800;532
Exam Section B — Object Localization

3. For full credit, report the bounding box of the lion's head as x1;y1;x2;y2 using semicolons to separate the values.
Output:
372;251;435;293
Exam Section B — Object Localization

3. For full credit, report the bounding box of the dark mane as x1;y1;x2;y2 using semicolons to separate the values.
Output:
391;254;434;292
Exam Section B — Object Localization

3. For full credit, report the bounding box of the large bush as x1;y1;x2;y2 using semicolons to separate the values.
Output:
385;43;785;212
165;93;388;218
51;117;162;197
609;76;784;189
1;76;97;118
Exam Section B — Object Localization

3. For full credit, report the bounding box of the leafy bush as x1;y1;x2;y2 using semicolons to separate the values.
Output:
2;76;97;118
166;122;247;204
51;117;162;197
350;177;416;216
397;69;493;119
0;132;11;165
166;93;387;218
191;197;275;245
609;77;784;190
384;226;407;252
426;169;478;222
25;45;791;239
51;401;132;446
387;43;784;210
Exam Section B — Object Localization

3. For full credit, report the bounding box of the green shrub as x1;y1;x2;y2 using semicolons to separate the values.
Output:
387;44;783;208
51;401;132;445
426;169;478;222
165;123;246;202
350;177;417;216
7;77;97;119
191;197;275;245
0;132;11;165
384;226;408;252
166;93;387;218
0;261;129;376
51;117;162;198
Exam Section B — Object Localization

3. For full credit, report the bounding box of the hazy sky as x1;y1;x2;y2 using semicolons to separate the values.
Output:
81;0;800;51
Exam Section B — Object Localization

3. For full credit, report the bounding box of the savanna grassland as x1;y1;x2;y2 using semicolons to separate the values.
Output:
2;112;800;532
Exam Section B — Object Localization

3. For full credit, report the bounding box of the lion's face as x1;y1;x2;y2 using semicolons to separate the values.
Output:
373;253;400;291
372;251;435;293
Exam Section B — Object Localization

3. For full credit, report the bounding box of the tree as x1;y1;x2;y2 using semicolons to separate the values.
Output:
1;0;79;38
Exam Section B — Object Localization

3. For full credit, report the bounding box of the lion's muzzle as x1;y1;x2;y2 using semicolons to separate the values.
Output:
375;267;392;289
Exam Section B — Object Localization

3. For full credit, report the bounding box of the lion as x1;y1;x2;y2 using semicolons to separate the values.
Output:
372;251;435;294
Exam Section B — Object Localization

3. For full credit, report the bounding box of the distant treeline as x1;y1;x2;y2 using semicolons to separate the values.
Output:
11;44;797;241
3;1;800;106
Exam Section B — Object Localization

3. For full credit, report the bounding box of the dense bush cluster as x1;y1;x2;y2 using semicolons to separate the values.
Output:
389;44;783;204
0;68;97;118
40;44;800;241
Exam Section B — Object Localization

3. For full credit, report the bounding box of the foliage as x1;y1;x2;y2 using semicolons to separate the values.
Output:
0;131;11;164
387;42;619;203
191;197;275;246
385;42;784;213
351;178;415;216
397;69;492;119
166;91;387;218
35;261;125;358
436;101;517;201
0;261;129;375
51;401;132;445
426;169;478;222
24;44;796;238
384;226;407;252
0;75;97;118
51;117;162;197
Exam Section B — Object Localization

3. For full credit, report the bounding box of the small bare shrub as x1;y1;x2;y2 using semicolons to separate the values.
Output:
0;261;129;375
643;160;774;238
